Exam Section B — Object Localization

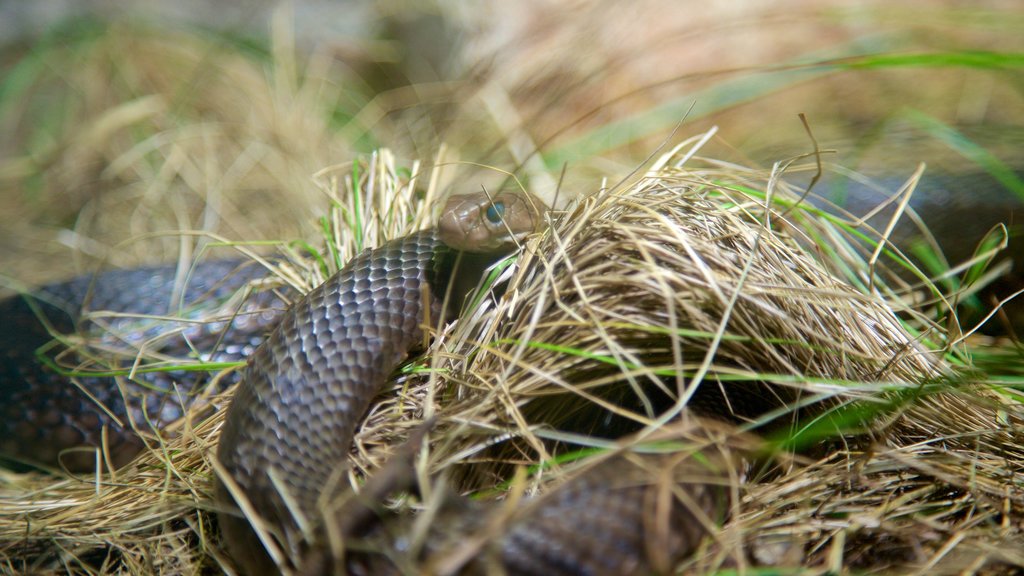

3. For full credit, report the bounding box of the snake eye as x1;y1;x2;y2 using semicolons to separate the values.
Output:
485;202;505;224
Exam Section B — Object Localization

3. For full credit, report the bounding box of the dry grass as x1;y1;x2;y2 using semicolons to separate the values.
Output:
0;20;356;288
1;9;1022;576
3;133;1022;574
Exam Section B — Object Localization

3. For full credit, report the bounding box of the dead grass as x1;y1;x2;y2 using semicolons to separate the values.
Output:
0;19;357;288
1;9;1022;576
3;133;1022;573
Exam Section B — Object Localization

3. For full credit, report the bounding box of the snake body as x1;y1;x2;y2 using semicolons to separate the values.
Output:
0;260;285;471
215;229;458;573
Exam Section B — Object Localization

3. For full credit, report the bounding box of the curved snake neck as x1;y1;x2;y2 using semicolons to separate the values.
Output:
214;229;460;573
214;191;551;573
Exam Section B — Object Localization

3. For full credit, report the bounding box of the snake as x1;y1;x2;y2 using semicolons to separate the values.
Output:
2;171;1022;574
2;188;718;575
213;189;560;574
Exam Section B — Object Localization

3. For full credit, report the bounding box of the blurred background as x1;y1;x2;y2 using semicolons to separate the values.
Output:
1;0;1021;308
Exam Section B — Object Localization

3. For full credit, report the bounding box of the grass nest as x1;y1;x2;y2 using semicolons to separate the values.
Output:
2;137;1022;574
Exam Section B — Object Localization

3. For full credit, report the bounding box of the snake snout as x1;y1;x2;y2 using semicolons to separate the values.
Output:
437;200;469;250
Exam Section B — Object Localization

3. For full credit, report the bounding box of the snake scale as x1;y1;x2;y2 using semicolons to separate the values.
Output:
2;172;1022;574
215;228;459;574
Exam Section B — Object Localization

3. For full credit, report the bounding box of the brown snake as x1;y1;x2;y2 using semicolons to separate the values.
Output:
0;188;725;574
212;189;725;575
5;170;1020;573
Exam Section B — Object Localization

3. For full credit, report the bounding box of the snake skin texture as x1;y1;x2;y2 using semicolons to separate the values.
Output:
0;231;722;575
0;260;286;470
495;454;728;576
211;229;730;575
215;229;461;574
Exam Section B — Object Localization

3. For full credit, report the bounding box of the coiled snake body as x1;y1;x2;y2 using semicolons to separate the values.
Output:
6;189;702;575
3;173;1022;574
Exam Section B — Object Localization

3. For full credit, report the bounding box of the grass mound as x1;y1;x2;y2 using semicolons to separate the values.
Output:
3;139;1021;574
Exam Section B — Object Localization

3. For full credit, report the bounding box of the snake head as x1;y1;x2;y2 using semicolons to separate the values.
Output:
438;190;546;253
